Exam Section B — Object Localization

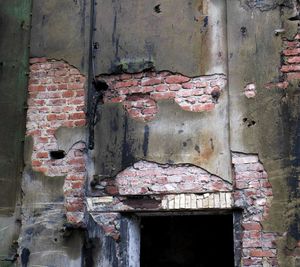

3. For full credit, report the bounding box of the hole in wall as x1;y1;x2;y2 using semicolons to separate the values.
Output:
93;80;108;92
242;118;256;127
240;26;247;37
140;214;234;267
50;150;66;160
154;4;161;13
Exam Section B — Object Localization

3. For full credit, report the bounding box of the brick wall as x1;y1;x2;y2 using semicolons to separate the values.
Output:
114;161;232;195
26;58;86;225
100;71;226;121
27;58;278;265
232;153;277;266
265;33;300;89
89;154;278;266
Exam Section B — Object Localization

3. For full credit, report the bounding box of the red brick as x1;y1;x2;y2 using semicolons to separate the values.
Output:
62;90;75;97
194;81;208;88
32;160;42;167
75;90;84;97
169;84;181;91
67;83;84;90
47;99;66;106
243;258;262;266
283;48;300;56
143;107;158;115
66;175;85;182
47;92;62;99
105;186;119;195
30;57;47;64
58;84;68;90
63;121;75;127
38;137;49;143
29;85;46;92
249;250;274;257
47;114;66;121
109;96;125;103
74;119;86;127
66;201;84;212
155;84;169;92
70;181;84;189
126;108;142;118
67;158;85;165
284;41;299;48
165;75;190;84
243;239;262;248
281;64;300;72
182;82;194;89
287;56;300;64
69;112;85;120
287;72;300;80
115;80;138;88
132;72;144;79
150;91;176;100
67;97;84;105
192;103;215;112
242;222;262;230
36;152;49;158
34;167;48;173
27;129;41;136
141;77;162;86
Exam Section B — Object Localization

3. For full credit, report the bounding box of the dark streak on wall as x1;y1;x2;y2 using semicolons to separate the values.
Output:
0;0;31;264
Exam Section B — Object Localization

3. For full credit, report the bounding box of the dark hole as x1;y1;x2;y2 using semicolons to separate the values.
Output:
247;120;256;127
140;214;234;267
240;26;247;36
242;118;247;122
93;80;108;92
50;150;65;160
154;4;161;13
288;14;300;21
54;238;58;242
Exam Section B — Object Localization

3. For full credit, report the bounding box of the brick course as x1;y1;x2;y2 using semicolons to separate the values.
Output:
99;71;226;121
265;33;300;89
91;154;278;266
232;153;277;266
27;59;278;265
26;58;87;226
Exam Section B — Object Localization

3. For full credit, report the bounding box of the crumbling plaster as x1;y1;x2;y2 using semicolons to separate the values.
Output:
2;0;300;266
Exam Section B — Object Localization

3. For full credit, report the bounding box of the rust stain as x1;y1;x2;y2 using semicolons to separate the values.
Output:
192;138;215;165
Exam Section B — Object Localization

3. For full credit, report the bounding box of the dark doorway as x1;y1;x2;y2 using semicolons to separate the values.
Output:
140;214;234;267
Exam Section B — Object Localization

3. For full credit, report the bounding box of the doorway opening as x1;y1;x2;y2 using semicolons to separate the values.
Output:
140;214;234;267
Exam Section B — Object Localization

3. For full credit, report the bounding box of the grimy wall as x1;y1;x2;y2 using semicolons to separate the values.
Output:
1;0;300;266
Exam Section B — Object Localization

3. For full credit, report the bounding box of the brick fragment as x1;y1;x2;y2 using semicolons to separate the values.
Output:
165;75;190;84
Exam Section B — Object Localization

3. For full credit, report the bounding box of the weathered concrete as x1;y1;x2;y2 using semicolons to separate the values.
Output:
92;100;231;183
227;1;300;265
94;0;227;76
0;0;31;265
20;167;83;267
2;0;300;266
30;0;91;74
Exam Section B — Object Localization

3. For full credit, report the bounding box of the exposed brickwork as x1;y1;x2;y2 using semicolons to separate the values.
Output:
99;71;226;121
114;161;232;195
265;33;300;89
91;213;120;241
244;83;257;98
232;153;278;266
27;60;278;264
90;154;278;266
26;58;87;226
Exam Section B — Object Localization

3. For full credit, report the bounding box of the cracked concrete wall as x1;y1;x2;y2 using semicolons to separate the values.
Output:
0;1;31;266
228;1;300;266
3;0;300;266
